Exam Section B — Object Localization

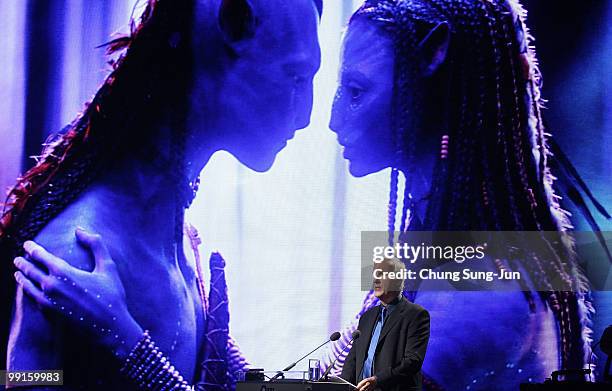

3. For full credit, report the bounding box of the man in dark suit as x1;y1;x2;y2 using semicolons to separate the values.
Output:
341;258;430;391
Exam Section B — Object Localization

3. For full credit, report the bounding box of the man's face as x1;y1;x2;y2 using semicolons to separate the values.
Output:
373;260;401;299
218;0;321;172
329;18;397;177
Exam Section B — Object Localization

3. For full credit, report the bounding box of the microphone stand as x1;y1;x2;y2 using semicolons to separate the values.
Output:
320;332;360;381
270;339;333;381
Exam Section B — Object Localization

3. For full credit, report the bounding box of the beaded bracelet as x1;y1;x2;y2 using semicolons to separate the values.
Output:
120;330;193;391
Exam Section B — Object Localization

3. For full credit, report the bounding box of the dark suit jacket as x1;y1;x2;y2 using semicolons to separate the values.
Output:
340;297;430;391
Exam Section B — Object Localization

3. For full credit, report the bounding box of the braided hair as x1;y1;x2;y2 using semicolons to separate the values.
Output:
353;0;592;371
0;0;324;371
0;0;195;367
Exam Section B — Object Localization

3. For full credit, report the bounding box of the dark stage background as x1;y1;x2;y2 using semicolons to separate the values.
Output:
0;0;610;387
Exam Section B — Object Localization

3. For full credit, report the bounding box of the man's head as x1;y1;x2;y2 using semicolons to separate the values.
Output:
373;258;406;303
192;0;322;172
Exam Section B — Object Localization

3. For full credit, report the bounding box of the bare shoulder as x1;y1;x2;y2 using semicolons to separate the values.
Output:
8;188;124;370
32;188;121;272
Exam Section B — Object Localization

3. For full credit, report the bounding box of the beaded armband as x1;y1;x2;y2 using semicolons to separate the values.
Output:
120;330;193;391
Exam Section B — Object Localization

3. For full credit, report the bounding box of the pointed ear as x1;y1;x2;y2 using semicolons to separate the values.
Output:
417;22;450;77
218;0;257;44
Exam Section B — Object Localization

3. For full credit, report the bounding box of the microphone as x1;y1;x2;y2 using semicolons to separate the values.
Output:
270;331;341;380
320;330;361;381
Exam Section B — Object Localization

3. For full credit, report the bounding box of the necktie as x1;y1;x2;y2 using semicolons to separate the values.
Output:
361;307;387;380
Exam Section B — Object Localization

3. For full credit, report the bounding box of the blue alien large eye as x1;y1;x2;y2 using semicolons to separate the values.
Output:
347;85;364;111
349;86;363;100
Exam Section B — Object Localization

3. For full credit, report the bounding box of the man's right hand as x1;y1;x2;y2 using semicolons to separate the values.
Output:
356;375;377;391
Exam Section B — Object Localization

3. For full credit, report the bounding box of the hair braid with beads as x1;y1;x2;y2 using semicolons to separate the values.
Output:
0;0;326;371
352;0;592;374
0;0;195;368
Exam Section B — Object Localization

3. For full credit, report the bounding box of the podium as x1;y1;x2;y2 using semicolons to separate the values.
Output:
236;380;354;391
